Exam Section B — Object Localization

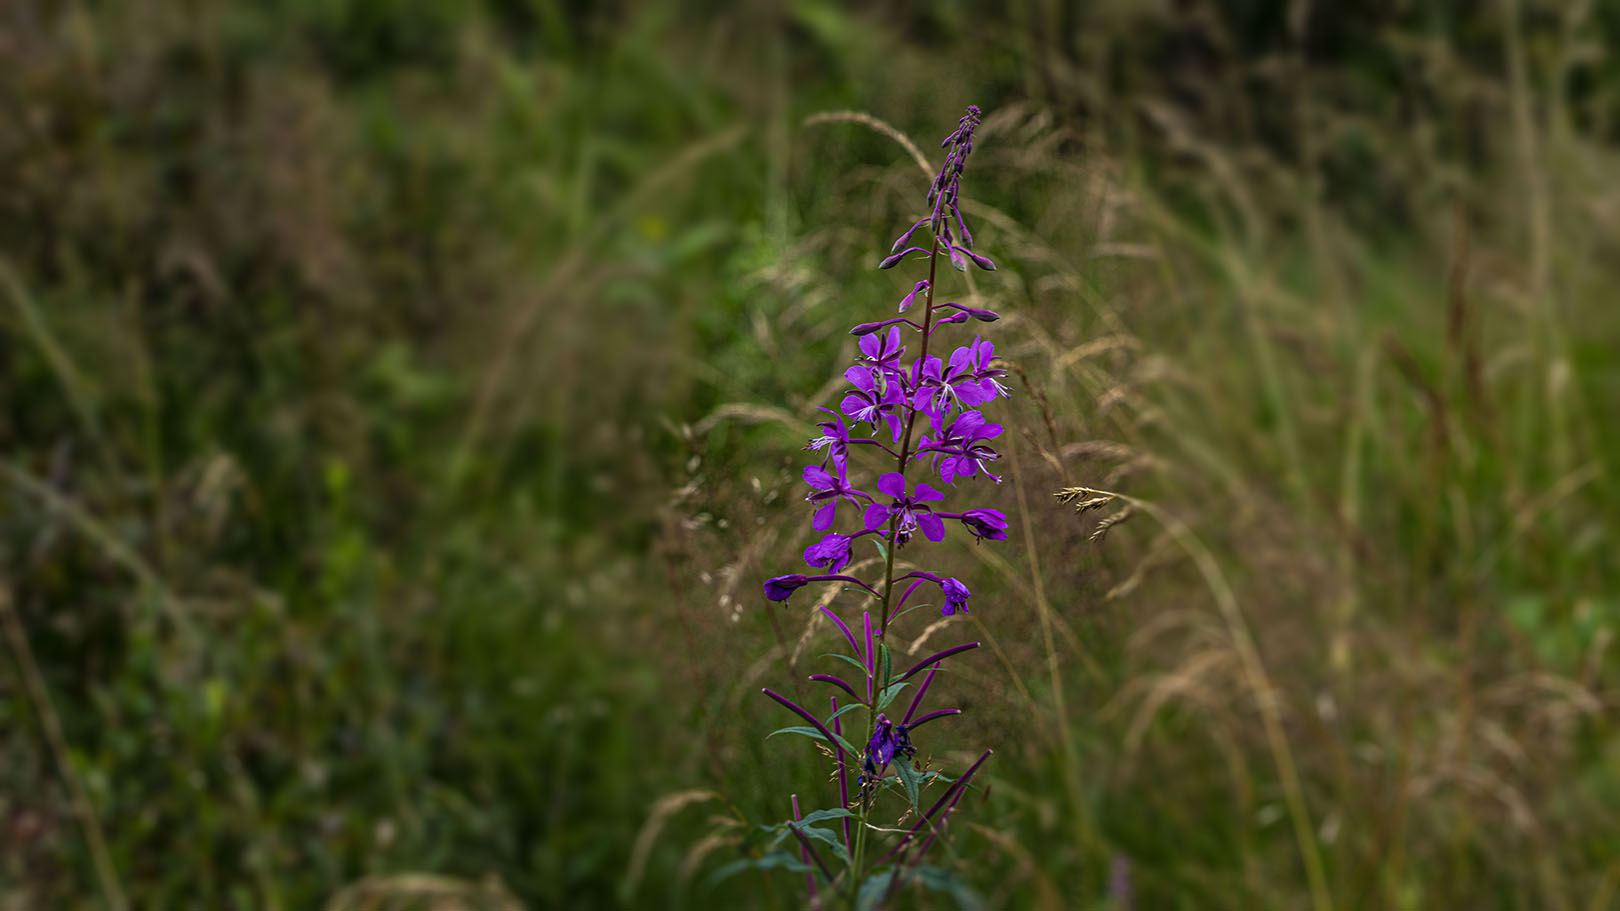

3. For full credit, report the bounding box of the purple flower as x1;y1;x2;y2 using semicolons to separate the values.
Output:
864;472;946;545
909;354;966;418
756;110;1008;891
762;572;878;602
858;325;906;380
803;533;853;573
860;712;917;789
958;337;1010;406
868;713;912;767
840;366;906;442
951;441;1002;483
920;409;1004;483
912;340;1001;417
955;508;1010;541
803;462;869;531
764;575;809;601
804;408;853;470
940;578;972;616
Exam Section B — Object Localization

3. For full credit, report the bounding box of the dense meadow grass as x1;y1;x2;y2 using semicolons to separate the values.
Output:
2;2;1617;908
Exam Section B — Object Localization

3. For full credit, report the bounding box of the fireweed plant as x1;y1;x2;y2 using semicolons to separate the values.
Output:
749;106;1008;907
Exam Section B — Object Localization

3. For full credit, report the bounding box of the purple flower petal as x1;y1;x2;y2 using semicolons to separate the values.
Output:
863;502;891;530
804;533;853;573
959;508;1009;541
812;499;837;531
882;325;902;357
839;394;870;421
952;410;984;436
940;578;972;615
956;383;990;408
918;512;946;542
844;365;877;394
883;412;905;443
858;331;882;361
877;472;908;499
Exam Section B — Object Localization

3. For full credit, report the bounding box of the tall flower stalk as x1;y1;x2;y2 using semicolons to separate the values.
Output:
750;106;1008;908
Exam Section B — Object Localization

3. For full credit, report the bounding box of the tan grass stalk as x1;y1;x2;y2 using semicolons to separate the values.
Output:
623;790;725;900
1008;437;1096;861
801;111;933;180
1057;485;1333;911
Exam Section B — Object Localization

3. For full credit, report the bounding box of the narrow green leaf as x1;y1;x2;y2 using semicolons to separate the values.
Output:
796;807;857;825
819;652;870;675
873;539;889;561
895;757;922;809
879;643;892;690
876;681;910;711
791;823;851;863
827;702;866;724
888;601;932;625
766;725;857;755
710;851;814;885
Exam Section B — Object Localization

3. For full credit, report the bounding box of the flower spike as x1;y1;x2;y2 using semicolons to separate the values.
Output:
751;106;1006;903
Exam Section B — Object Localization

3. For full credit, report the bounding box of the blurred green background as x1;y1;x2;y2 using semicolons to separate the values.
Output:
3;1;1618;908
